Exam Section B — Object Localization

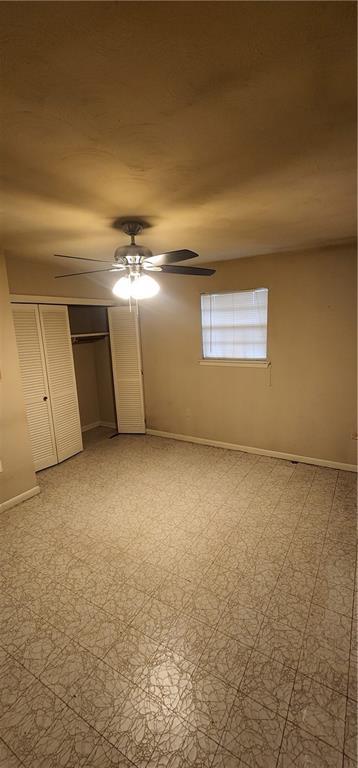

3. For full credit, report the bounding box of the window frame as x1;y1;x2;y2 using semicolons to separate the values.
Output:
199;287;270;366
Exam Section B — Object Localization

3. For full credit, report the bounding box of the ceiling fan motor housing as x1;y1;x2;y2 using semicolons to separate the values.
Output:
114;243;154;264
120;220;144;237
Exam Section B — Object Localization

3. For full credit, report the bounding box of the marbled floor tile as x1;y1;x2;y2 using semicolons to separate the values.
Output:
210;745;245;767
343;756;357;768
40;639;97;703
138;647;194;713
103;584;149;625
131;598;178;646
344;699;357;761
255;617;303;670
79;573;118;611
240;650;295;718
145;713;219;768
266;590;310;632
104;685;171;767
288;673;346;750
306;604;352;653
228;572;276;614
44;589;99;639
155;574;196;612
85;737;134;767
13;617;68;677
312;577;354;618
321;539;357;565
104;625;159;683
276;564;316;604
0;738;24;768
73;660;131;734
186;586;226;628
0;436;356;768
351;617;357;660
0;588;19;621
37;550;79;584
204;566;240;603
0;648;8;669
0;657;34;718
27;705;100;768
278;722;343;768
242;558;281;585
348;653;357;703
318;558;356;593
325;524;357;549
172;555;210;586
0;605;38;656
0;678;64;763
221;693;285;768
178;667;237;742
166;615;214;666
198;628;252;690
77;610;125;660
284;548;321;578
219;603;264;649
299;634;350;696
129;563;167;596
57;558;97;595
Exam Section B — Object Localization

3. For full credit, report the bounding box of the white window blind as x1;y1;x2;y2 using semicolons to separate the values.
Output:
201;288;268;360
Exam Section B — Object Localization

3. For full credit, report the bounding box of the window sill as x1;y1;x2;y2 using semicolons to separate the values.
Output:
199;359;270;368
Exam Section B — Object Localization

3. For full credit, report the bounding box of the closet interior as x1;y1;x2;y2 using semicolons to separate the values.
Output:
69;306;117;435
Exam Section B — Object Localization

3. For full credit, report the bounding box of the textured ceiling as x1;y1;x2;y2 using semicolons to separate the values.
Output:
1;1;356;268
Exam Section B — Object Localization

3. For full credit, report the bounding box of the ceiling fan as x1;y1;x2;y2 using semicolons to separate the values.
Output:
55;220;215;299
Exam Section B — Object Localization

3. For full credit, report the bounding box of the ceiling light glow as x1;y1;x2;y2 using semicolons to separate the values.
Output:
112;276;132;299
131;274;160;299
112;274;160;300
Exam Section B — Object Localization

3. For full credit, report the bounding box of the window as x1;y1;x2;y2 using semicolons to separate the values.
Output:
201;288;268;361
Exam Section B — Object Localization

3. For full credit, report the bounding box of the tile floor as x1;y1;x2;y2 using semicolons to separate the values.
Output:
0;428;356;767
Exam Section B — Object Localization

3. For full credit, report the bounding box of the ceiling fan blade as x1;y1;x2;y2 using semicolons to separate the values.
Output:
160;264;216;276
142;263;162;272
147;249;199;266
55;267;125;279
55;253;113;263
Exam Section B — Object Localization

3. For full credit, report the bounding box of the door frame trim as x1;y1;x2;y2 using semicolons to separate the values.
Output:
10;294;116;306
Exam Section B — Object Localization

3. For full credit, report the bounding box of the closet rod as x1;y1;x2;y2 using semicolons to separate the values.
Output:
71;332;109;344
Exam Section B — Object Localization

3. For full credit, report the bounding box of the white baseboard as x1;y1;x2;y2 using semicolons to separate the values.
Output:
82;421;116;433
146;429;357;473
81;421;101;433
0;485;41;513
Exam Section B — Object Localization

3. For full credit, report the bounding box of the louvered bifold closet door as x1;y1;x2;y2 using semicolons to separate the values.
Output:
12;304;58;471
39;305;83;462
108;306;145;433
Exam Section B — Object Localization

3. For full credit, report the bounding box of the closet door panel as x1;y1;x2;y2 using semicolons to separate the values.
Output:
12;304;58;471
108;306;145;433
39;305;83;462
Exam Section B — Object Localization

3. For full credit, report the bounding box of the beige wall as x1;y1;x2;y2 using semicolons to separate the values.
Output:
6;256;113;301
0;255;37;507
95;339;116;426
72;338;116;429
73;343;100;429
140;244;357;467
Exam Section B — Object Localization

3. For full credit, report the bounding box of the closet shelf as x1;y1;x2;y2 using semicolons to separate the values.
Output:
71;332;109;344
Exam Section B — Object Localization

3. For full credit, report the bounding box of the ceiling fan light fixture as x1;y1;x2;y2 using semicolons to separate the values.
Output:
131;274;160;299
112;276;132;299
112;273;160;300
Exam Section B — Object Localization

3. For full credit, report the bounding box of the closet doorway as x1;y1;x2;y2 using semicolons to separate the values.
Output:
12;299;146;472
69;306;117;439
